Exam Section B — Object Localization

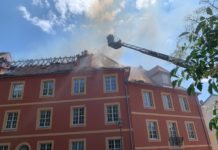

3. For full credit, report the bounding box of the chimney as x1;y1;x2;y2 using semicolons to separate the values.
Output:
0;52;11;74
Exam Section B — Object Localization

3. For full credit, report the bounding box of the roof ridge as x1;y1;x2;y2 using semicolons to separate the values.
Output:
9;50;88;68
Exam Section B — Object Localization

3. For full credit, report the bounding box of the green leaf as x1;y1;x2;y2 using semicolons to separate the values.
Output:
213;109;217;115
172;80;178;88
178;78;183;87
197;82;203;91
179;32;189;37
170;67;179;77
208;83;213;94
200;16;205;21
209;118;217;131
206;7;213;15
209;120;215;130
212;82;218;93
189;34;193;42
195;21;204;33
181;70;185;77
187;84;195;95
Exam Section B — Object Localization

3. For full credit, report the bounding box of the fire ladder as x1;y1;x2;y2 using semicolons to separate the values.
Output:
106;34;188;68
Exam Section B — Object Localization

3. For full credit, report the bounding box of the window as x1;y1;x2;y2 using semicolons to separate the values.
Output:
167;121;179;137
18;144;30;150
37;108;52;129
0;144;9;150
72;77;86;95
105;104;120;124
185;122;197;140
104;75;118;92
71;106;86;126
71;140;85;150
162;93;173;110
41;79;55;97
10;82;24;99
3;110;20;131
142;90;155;108
107;138;121;150
146;120;160;141
39;143;52;150
179;96;190;112
37;141;53;150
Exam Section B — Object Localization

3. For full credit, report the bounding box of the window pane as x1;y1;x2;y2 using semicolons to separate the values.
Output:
12;83;24;99
180;97;190;112
107;105;119;123
108;139;121;150
72;141;84;150
19;144;29;150
162;94;173;110
40;143;52;150
6;112;18;129
39;110;51;127
73;79;85;94
168;122;178;137
0;145;8;150
105;76;117;92
187;123;197;139
143;91;153;108
72;107;85;125
42;80;54;96
148;121;159;140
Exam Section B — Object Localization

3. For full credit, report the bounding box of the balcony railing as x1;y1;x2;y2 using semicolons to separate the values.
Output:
168;137;183;147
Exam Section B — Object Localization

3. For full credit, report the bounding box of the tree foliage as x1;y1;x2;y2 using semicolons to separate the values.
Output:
209;103;218;139
171;0;218;95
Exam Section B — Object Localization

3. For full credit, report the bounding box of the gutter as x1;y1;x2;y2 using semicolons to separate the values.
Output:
123;67;135;150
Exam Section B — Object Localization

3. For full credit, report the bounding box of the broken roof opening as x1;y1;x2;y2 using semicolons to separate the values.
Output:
0;50;125;76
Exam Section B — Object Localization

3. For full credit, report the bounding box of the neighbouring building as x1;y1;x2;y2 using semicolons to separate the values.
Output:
0;51;211;150
201;95;218;150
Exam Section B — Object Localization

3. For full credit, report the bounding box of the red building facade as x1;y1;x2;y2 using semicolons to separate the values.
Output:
0;52;211;150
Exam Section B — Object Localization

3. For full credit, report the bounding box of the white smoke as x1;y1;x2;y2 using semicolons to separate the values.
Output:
17;0;200;67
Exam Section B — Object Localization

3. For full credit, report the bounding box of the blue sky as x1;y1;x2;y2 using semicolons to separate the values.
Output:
0;0;210;100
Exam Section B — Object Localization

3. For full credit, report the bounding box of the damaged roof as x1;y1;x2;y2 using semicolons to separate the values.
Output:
0;51;124;77
0;51;183;89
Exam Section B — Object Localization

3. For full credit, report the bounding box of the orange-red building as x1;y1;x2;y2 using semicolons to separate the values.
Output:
0;51;211;150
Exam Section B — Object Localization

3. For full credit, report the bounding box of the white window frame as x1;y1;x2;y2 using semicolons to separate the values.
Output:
69;139;86;150
161;93;174;111
105;103;121;124
106;137;122;150
9;81;25;100
167;121;179;137
142;90;155;109
104;74;118;93
37;140;53;150
179;96;190;112
72;77;86;95
36;108;53;129
146;120;161;141
40;79;55;97
15;142;31;150
167;121;182;148
70;106;86;127
0;143;10;150
2;110;20;131
185;121;198;141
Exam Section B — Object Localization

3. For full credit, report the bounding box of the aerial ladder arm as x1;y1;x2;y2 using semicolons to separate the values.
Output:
106;34;188;68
